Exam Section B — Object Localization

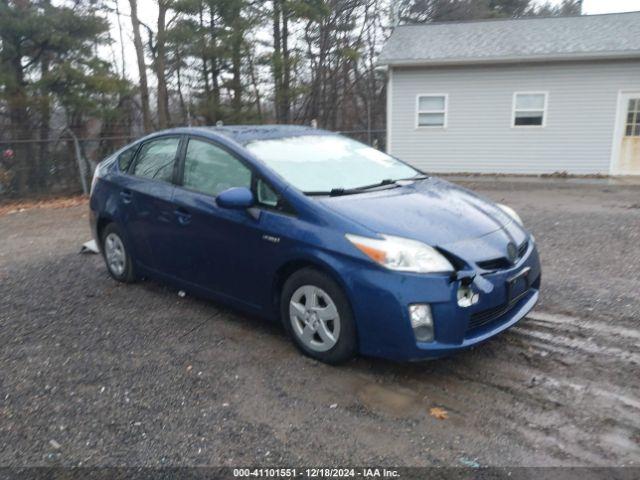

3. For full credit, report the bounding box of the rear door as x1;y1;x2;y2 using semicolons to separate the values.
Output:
124;135;182;272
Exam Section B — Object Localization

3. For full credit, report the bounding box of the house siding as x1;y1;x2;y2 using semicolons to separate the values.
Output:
388;60;640;174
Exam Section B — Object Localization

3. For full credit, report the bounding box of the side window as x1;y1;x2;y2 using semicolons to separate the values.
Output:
132;137;180;182
117;146;137;172
183;138;251;196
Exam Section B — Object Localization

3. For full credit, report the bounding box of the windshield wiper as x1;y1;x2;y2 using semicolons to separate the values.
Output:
331;179;400;196
304;179;398;197
304;175;429;197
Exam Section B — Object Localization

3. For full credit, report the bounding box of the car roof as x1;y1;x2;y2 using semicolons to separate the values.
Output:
157;125;333;146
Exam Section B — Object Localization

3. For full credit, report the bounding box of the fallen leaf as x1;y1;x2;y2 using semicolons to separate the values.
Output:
429;407;448;420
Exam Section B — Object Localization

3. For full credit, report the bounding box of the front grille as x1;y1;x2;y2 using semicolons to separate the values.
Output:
467;290;529;332
476;240;529;272
477;257;511;271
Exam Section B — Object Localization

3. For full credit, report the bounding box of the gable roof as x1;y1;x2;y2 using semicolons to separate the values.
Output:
379;12;640;67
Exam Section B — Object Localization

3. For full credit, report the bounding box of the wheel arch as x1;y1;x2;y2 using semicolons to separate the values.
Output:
271;256;352;316
96;215;115;245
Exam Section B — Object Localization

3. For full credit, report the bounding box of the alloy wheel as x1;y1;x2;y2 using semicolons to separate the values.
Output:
289;285;341;352
104;232;126;277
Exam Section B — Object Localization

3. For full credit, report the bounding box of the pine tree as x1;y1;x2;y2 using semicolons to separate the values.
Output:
0;0;128;194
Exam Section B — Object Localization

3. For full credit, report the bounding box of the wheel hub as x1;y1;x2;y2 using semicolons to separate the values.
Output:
289;285;341;353
104;233;126;277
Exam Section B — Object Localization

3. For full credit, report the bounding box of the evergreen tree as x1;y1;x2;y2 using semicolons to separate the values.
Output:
397;0;581;23
0;0;128;194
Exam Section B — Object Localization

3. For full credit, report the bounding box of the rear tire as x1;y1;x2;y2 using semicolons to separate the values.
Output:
101;223;136;283
281;268;357;364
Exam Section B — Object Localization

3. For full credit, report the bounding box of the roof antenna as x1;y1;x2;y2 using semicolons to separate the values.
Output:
216;120;224;127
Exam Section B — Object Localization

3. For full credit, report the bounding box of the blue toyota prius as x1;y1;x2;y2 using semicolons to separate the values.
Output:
89;125;541;364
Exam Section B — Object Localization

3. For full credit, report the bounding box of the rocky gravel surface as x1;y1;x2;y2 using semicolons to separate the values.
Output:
0;178;638;468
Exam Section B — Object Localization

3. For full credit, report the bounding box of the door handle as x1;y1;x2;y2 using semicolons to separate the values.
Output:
120;189;133;203
174;207;192;225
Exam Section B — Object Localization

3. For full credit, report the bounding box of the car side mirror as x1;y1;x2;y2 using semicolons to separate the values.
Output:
216;187;255;210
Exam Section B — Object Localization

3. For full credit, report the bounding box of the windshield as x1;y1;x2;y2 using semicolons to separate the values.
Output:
245;135;421;194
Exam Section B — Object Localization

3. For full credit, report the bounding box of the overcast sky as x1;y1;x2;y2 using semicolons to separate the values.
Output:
580;0;640;13
106;0;640;83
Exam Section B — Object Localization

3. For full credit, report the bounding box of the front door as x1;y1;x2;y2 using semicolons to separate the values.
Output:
170;137;268;307
614;93;640;175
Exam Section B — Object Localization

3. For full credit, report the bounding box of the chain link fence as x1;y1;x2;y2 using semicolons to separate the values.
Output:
0;129;386;200
0;135;133;199
337;129;386;152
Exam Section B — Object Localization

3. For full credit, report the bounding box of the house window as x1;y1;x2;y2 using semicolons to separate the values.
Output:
626;98;640;137
513;92;547;127
417;94;447;128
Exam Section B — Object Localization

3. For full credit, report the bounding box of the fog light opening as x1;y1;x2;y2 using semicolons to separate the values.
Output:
409;304;434;343
457;285;480;308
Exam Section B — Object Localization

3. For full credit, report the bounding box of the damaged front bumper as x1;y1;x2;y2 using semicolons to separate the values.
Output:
345;237;541;362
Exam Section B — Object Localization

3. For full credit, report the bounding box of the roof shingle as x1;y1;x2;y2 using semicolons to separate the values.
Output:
379;12;640;66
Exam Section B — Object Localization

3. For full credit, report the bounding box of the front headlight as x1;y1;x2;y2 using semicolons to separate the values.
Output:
345;234;454;273
497;203;523;226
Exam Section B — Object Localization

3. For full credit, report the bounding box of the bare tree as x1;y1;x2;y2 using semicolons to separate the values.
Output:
128;0;153;132
155;0;171;129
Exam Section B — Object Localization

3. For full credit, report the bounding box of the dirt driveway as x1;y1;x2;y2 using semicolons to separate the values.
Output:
0;178;638;467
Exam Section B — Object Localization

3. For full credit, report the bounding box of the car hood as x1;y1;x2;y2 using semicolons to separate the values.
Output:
318;178;526;256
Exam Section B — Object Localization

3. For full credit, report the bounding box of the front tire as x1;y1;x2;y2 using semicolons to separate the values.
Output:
281;268;357;364
101;223;135;283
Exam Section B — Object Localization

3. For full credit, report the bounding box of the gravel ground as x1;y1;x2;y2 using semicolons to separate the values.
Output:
0;178;639;468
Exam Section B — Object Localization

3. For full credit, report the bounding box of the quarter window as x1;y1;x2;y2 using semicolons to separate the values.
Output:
417;95;447;128
256;178;279;208
182;139;251;196
513;93;547;127
132;137;180;182
117;146;137;172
